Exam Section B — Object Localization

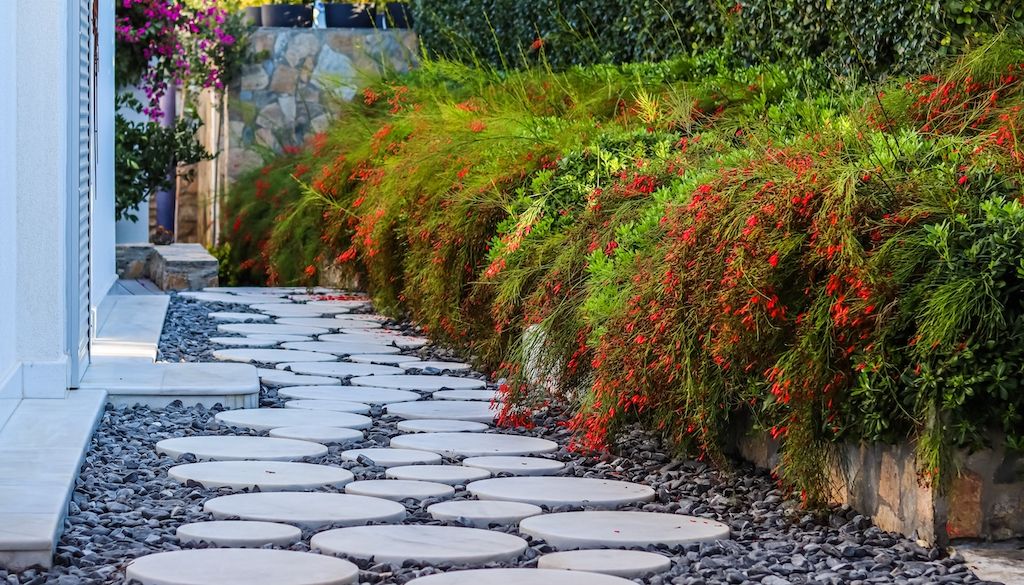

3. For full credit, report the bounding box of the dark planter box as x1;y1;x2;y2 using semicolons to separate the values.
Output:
243;6;262;26
375;2;412;29
261;4;313;27
324;3;374;28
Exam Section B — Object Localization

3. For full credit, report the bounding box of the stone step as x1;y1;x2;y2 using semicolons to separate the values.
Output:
91;295;170;362
79;362;259;409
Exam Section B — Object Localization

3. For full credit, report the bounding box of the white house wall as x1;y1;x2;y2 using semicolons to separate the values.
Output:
0;1;18;400
93;0;117;305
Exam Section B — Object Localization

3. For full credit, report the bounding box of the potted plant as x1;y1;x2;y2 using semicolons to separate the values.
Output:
324;2;374;28
261;1;313;27
375;1;411;29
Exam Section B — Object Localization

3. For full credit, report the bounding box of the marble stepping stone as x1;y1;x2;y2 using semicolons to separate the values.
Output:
390;433;557;457
432;389;501;402
257;369;338;387
278;385;420;404
248;333;314;343
462;456;565;476
219;323;329;336
427;500;542;528
213;348;337;364
397;419;489;433
210;336;278;347
400;360;472;372
344;479;455;501
348;354;421;365
209;312;270;322
156;435;328;461
310;525;526;565
285;399;371;414
340;448;442;467
334;332;430;348
276;317;381;330
538;550;672;578
386;465;490;485
385;400;496;423
279;362;404;377
305;299;371;308
205;492;406;529
269;426;364;445
259;304;351;317
180;291;291;305
353;375;486;391
126;549;358;585
280;341;401;355
325;319;384;329
468;477;655;509
216;408;372;431
519;511;730;548
176;520;301;547
405;569;634;585
203;286;298;294
168;461;353;491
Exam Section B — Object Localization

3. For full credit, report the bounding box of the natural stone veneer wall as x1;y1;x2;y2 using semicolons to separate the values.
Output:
228;28;418;181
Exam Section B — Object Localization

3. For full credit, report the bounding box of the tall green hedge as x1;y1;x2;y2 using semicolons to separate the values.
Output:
409;0;1022;77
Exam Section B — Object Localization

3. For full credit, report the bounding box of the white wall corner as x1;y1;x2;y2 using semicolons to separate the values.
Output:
0;365;22;400
21;359;70;399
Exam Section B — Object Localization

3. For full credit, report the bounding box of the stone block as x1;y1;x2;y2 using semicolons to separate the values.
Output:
257;103;286;129
269;65;299;94
285;33;320;67
241;64;269;91
878;450;901;509
947;470;984;538
149;244;218;291
116;244;156;279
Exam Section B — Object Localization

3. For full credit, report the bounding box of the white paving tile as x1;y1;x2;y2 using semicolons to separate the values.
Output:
386;465;490;485
519;511;730;548
218;323;329;336
284;399;371;414
204;492;406;529
280;341;401;355
385;401;496;423
156;436;328;461
279;362;404;377
81;363;259;409
462;456;565;476
268;426;364;445
344;479;455;501
180;292;293;304
348;354;420;365
248;333;314;343
175;520;301;547
538;549;672;577
467;477;655;509
400;361;472;372
215;409;372;431
427;500;543;528
277;385;420;404
92;295;169;361
396;419;489;433
168;461;353;491
390;433;557;457
340;448;442;468
276;318;380;330
432;389;501;402
321;332;429;349
213;348;337;364
310;525;526;565
258;304;352;317
352;375;486;391
257;369;339;387
405;568;635;585
209;312;270;322
125;548;358;585
209;337;278;348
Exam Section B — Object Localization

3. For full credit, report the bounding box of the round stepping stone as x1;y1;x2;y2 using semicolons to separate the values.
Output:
280;362;404;377
175;520;301;547
344;479;455;501
278;385;420;404
432;389;501;402
169;461;353;491
354;375;486;391
397;419;489;433
219;323;329;336
462;456;565;476
324;319;383;330
257;369;338;387
468;477;655;509
213;348;337;364
306;299;371;307
276;317;380;330
390;433;557;457
180;291;289;304
284;399;371;414
156;436;328;461
216;409;372;431
401;360;472;372
538;550;672;578
259;304;350;317
385;401;496;423
323;332;429;349
205;492;406;528
203;286;297;294
340;448;442;467
348;354;421;365
427;500;542;527
519;511;731;548
125;548;358;585
280;341;401;355
386;465;490;485
311;525;526;565
269;426;364;445
333;313;387;322
248;333;314;343
209;312;270;322
210;336;278;347
405;569;634;585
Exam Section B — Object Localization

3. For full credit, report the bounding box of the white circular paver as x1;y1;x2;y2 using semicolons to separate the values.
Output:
385;401;496;423
340;448;442;467
347;353;420;365
276;318;381;330
169;461;353;491
156;436;328;461
386;465;490;485
210;336;278;347
284;399;371;414
180;292;290;304
279;362;403;377
259;304;351;317
401;361;472;372
311;525;527;565
269;426;364;445
538;550;672;577
278;385;421;404
344;479;455;501
396;419;489;433
219;323;329;336
257;369;339;387
305;299;371;308
333;313;387;322
175;520;301;547
204;492;406;528
406;568;635;585
427;500;543;528
126;549;357;585
462;456;565;476
209;312;270;322
322;332;428;349
467;477;655;509
213;348;337;364
432;390;502;402
280;341;401;355
216;409;372;431
390;433;557;457
519;511;731;548
248;333;314;343
352;375;485;391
